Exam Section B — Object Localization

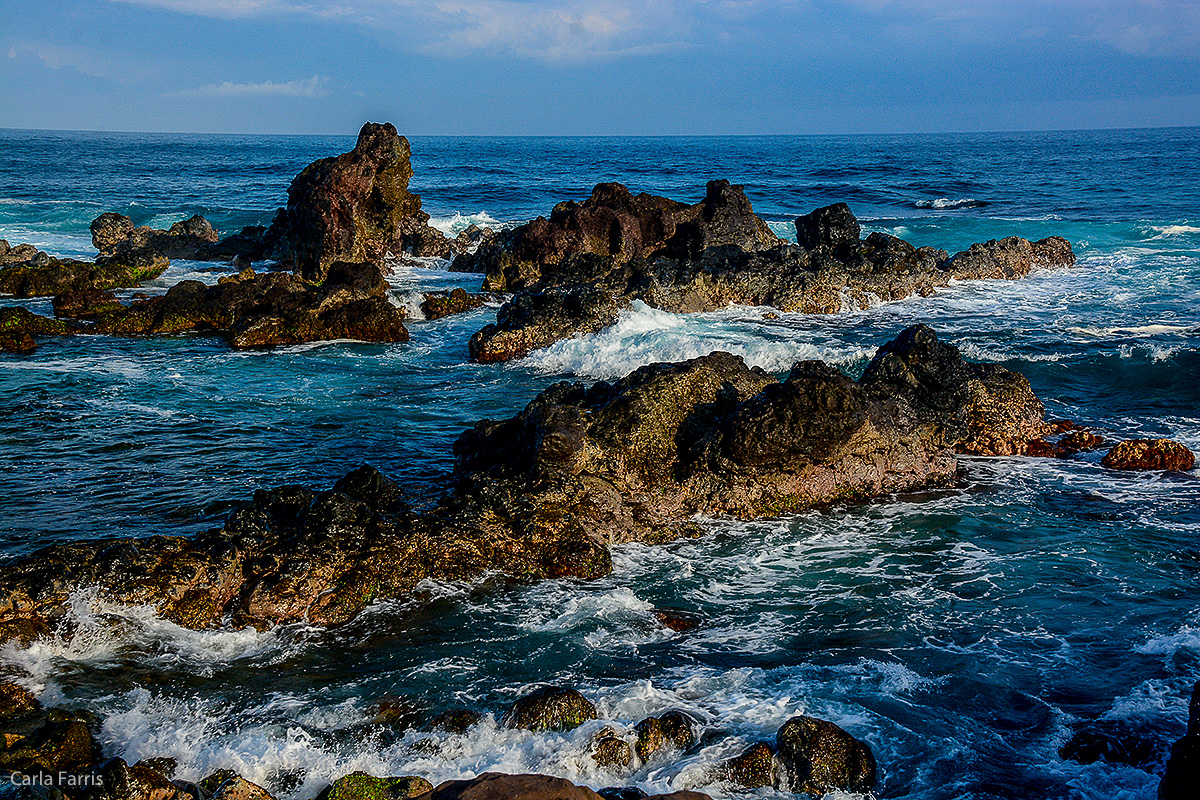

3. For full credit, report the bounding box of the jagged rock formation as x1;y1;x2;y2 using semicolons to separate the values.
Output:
268;122;449;281
0;325;1049;639
454;186;1075;362
1101;438;1195;471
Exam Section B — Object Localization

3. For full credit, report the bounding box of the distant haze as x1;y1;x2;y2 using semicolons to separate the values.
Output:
3;0;1199;135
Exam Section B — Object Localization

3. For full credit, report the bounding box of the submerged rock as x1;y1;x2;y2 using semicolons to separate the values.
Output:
502;686;597;732
269;123;447;281
634;712;696;762
0;325;1054;637
1101;439;1195;472
456;187;1075;362
591;728;633;769
775;715;877;795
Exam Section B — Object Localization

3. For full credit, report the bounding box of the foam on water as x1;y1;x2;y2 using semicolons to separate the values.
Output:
516;301;876;380
427;212;503;237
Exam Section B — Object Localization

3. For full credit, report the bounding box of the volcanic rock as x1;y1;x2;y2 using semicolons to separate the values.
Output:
459;189;1076;362
85;261;409;349
502;686;597;732
712;742;776;789
0;241;167;299
91;212;218;262
269;123;447;281
775;715;877;795
315;772;433;800
1101;439;1195;472
420;288;487;320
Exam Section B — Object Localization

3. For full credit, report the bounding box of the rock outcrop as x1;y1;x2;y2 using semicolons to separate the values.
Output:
91;212;218;262
0;239;167;299
775;715;877;795
454;187;1075;362
502;686;598;732
75;262;408;349
1101;439;1195;472
0;325;1048;638
1;306;69;353
269;123;448;281
413;774;709;800
420;288;487;320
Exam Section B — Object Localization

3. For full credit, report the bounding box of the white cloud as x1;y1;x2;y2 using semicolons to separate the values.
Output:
166;75;329;98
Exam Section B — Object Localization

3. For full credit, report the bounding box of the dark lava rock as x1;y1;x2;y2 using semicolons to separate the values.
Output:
0;242;167;299
712;742;777;789
83;261;409;349
651;609;703;633
88;757;184;800
314;772;433;800
1059;720;1161;769
194;225;272;263
459;188;1075;362
502;686;597;732
53;288;124;320
269;123;447;281
0;326;1052;637
634;712;695;762
420;288;486;320
1160;681;1200;799
775;715;877;795
91;212;218;262
1102;439;1196;472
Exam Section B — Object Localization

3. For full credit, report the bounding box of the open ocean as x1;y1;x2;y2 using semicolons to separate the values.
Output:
1;127;1199;800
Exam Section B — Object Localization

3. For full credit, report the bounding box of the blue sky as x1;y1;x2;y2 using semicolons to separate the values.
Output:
2;0;1199;135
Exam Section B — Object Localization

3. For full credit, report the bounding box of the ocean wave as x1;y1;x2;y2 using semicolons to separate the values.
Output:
516;301;875;380
913;198;989;210
427;212;503;237
1066;324;1196;338
1148;225;1200;237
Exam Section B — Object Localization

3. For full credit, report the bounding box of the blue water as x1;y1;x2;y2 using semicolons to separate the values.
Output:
1;127;1199;800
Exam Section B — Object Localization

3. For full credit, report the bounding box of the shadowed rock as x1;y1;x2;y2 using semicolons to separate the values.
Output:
458;191;1075;362
315;772;434;800
712;742;777;789
1160;681;1200;800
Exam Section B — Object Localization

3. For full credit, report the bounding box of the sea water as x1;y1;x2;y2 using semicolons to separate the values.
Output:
1;127;1199;800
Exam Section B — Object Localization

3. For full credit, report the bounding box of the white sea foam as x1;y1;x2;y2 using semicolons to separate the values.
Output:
1148;225;1200;237
914;198;983;209
1066;324;1195;338
516;301;875;380
427;212;503;237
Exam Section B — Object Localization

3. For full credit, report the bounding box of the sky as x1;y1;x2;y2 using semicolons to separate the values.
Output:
2;0;1199;135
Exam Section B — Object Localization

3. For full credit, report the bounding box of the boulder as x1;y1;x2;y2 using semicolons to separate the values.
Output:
1160;681;1200;799
208;776;276;800
461;189;1075;362
775;715;876;795
1102;439;1195;472
502;686;597;732
315;772;433;800
270;122;446;281
53;288;124;319
0;707;100;775
711;742;776;789
634;712;695;762
193;225;272;263
89;757;183;800
591;728;633;769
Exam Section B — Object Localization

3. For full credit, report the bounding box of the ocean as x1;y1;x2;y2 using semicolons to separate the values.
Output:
1;127;1198;800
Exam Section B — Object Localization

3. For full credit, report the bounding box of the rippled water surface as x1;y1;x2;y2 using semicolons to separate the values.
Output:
1;127;1198;800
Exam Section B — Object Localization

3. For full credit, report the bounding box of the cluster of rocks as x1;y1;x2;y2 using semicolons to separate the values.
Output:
0;239;168;300
449;181;1076;362
0;324;1071;641
0;678;876;800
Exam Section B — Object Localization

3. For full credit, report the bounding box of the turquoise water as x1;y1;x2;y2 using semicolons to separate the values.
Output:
1;128;1198;800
